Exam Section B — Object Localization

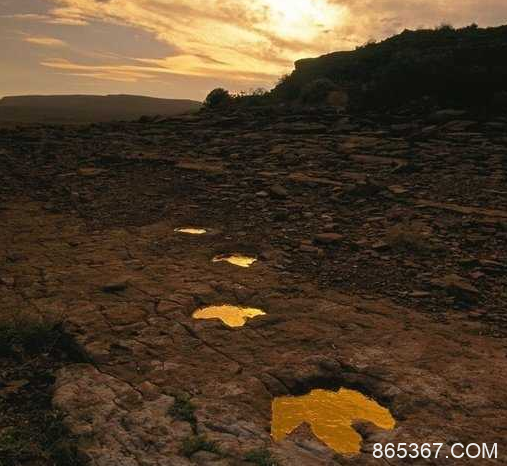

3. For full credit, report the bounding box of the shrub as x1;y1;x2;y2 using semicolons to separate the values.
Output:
0;311;59;357
435;23;455;31
0;413;81;466
244;448;279;466
300;78;336;104
180;435;219;457
272;74;300;101
168;394;197;429
491;91;507;111
204;88;232;108
235;88;272;107
385;222;430;253
0;310;81;466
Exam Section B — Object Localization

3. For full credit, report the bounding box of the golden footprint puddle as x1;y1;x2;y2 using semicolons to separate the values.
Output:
212;254;257;268
192;305;266;327
271;388;395;455
174;227;207;235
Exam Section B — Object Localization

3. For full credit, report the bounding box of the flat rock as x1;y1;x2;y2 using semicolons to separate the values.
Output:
344;182;383;198
100;280;129;293
78;167;107;177
313;233;345;245
430;274;479;302
269;184;289;199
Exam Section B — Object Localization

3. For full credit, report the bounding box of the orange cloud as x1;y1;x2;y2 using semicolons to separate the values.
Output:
43;0;349;85
24;36;68;47
41;0;507;88
40;57;276;83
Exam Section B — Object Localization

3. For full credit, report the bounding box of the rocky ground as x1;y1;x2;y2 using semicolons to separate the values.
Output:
0;107;506;465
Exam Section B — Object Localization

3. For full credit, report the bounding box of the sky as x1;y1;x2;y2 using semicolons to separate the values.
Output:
1;0;506;101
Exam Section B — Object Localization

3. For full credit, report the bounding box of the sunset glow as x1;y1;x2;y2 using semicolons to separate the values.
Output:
261;0;347;40
1;0;507;98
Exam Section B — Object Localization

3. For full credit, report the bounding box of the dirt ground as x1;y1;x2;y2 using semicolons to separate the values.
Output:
1;108;506;465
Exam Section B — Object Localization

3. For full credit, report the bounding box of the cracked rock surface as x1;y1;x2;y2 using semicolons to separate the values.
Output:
1;108;507;465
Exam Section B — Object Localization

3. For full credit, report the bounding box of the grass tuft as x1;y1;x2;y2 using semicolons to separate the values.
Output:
0;310;82;466
0;312;60;356
0;407;81;466
0;427;32;463
244;448;280;466
180;435;219;457
168;393;197;430
385;221;431;253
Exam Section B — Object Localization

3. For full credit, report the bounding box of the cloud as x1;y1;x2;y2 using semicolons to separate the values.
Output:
24;36;68;47
48;17;89;25
40;56;277;83
328;0;507;42
30;0;507;89
55;71;153;82
0;13;51;21
42;0;349;85
46;6;90;25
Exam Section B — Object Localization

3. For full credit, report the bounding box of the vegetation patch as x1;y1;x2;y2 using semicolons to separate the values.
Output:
0;413;80;466
204;88;232;109
244;448;280;466
180;435;219;458
204;24;507;113
300;78;336;105
0;310;82;466
385;222;433;253
169;393;197;430
0;314;59;357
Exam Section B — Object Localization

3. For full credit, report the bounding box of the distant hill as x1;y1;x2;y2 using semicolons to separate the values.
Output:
273;24;507;111
0;94;202;124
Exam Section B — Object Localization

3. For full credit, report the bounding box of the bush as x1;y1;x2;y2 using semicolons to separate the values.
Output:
180;435;219;457
272;74;301;101
436;23;455;31
204;88;232;108
0;310;81;466
491;91;507;110
0;312;59;357
300;78;336;104
0;412;81;466
168;394;197;429
244;448;279;466
385;221;431;253
235;88;272;107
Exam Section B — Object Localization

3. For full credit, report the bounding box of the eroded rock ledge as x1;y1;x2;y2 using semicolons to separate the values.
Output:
1;109;506;464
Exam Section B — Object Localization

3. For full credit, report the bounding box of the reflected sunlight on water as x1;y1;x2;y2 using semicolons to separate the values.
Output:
212;254;257;268
174;227;207;235
193;305;266;327
272;388;395;454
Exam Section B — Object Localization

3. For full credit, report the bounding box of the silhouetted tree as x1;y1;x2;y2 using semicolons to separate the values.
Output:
204;88;231;108
272;74;301;101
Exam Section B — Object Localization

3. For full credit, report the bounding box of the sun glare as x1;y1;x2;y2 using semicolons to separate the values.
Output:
261;0;346;40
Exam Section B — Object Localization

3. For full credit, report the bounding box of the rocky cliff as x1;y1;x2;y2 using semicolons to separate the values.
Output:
274;24;507;110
